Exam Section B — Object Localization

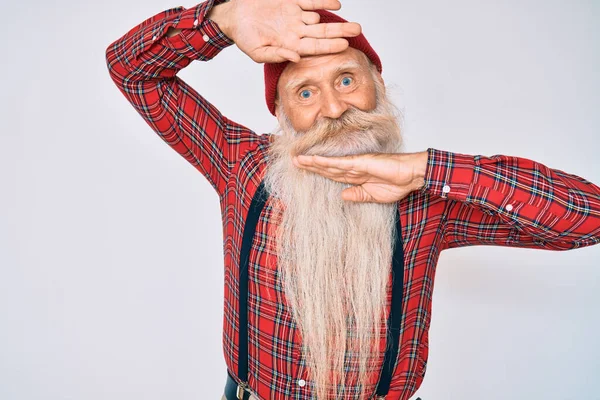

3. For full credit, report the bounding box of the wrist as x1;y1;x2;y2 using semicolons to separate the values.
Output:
207;0;235;41
411;150;429;192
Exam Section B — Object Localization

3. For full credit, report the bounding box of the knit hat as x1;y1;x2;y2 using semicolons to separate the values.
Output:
264;9;383;116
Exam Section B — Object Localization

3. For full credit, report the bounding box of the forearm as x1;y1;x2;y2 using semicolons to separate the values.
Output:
422;148;600;248
106;0;234;83
411;150;428;192
391;150;428;193
105;0;251;198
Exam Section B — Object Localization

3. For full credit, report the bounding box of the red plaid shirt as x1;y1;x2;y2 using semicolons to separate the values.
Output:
105;1;600;398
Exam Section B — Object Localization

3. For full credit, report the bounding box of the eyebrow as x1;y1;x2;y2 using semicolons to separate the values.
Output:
284;59;364;92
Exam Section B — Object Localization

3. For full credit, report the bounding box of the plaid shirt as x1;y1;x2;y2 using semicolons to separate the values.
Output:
105;1;600;398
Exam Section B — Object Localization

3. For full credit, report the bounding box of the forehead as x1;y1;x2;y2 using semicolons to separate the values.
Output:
278;48;369;92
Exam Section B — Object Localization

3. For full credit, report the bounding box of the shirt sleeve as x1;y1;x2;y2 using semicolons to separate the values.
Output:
420;148;600;251
105;0;260;199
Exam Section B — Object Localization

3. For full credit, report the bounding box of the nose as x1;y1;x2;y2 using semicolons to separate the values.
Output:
319;88;348;120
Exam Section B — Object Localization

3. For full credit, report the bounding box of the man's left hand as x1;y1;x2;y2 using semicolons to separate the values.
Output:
292;151;429;203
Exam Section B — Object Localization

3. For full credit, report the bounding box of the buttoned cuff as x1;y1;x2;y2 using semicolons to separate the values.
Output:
167;0;234;59
420;147;528;214
420;148;570;240
420;147;476;202
132;0;234;62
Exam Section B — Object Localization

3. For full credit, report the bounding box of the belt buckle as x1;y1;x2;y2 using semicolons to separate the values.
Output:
236;382;248;400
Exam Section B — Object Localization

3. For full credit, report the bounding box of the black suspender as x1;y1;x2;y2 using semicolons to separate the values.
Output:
374;197;405;397
235;180;269;399
234;180;405;399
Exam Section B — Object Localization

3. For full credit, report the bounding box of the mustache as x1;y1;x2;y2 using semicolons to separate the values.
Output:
287;104;398;157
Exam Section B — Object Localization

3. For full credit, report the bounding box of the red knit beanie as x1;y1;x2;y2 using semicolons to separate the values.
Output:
264;9;383;116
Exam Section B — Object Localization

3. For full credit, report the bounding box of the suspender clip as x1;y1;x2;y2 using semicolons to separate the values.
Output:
236;381;249;399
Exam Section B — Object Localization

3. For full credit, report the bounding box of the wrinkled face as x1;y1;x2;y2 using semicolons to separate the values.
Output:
275;47;382;132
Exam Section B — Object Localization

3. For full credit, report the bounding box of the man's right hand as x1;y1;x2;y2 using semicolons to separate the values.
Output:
207;0;362;63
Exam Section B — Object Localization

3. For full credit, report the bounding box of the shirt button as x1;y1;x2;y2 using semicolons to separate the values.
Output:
442;185;451;194
152;34;158;41
193;18;199;27
297;379;306;387
203;33;210;42
505;204;513;211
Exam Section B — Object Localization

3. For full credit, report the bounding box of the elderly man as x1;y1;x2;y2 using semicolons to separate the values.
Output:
105;0;600;399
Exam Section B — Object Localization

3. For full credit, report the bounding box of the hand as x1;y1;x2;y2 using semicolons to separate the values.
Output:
209;0;362;63
292;151;429;203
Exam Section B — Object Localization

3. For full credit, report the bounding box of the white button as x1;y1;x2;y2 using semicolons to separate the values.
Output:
442;185;451;193
152;34;158;41
297;379;306;387
505;204;513;211
193;18;199;27
203;34;210;42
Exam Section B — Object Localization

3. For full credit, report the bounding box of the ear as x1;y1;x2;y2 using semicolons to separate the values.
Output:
274;93;283;117
375;72;385;91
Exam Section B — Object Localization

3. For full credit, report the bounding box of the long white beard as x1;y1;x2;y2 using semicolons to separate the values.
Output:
263;75;405;399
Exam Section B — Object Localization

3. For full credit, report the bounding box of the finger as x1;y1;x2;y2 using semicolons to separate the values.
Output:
296;0;341;11
301;22;362;39
296;163;347;176
301;11;320;25
296;154;361;171
276;47;301;63
255;46;300;63
297;37;349;56
293;159;345;177
298;164;348;177
293;162;365;184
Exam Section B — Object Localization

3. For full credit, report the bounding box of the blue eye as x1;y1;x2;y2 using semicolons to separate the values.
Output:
300;90;311;99
342;77;353;86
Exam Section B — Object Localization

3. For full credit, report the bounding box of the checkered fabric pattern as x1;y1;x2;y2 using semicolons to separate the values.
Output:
105;1;600;398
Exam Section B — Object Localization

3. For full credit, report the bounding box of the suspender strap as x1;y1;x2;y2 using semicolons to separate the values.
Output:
238;181;269;385
374;206;405;397
236;181;405;399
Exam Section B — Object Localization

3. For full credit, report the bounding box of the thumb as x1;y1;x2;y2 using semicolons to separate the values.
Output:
341;186;368;202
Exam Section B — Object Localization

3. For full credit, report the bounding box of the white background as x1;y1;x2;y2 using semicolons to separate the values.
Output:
1;0;599;399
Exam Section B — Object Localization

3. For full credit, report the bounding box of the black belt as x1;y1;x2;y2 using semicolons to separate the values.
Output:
226;180;406;399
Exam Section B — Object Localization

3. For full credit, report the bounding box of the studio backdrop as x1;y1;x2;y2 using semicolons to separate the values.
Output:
0;0;598;399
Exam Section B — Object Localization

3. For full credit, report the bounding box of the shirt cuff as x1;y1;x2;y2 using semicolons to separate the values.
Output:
159;0;235;61
420;147;476;203
420;148;562;238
